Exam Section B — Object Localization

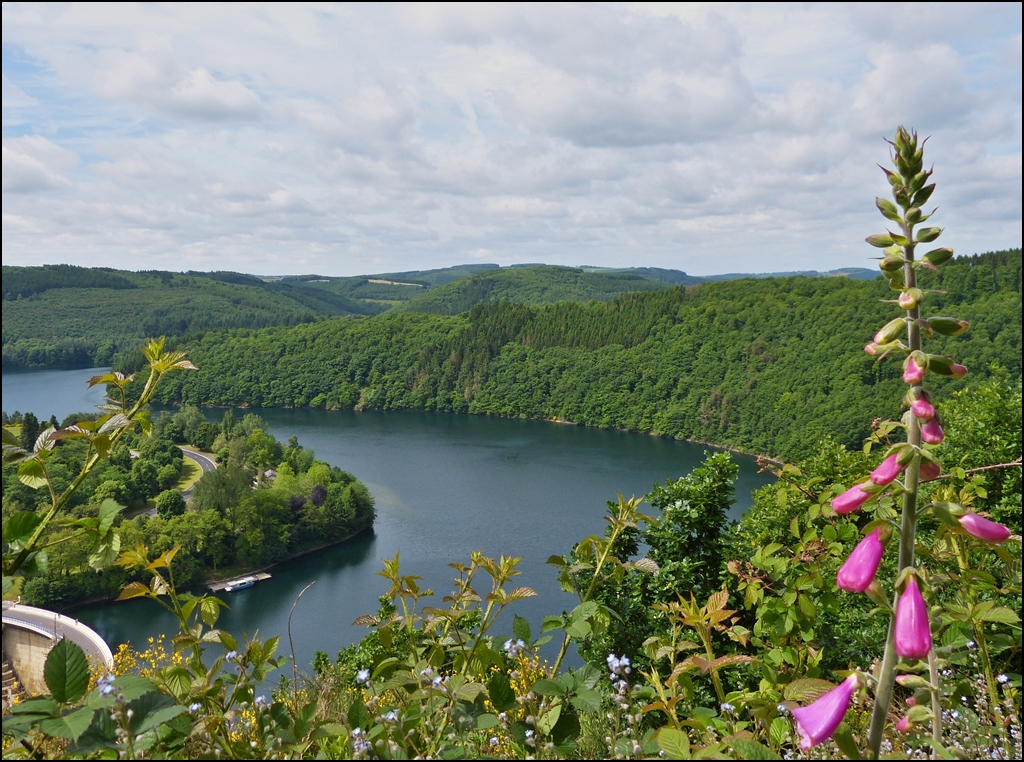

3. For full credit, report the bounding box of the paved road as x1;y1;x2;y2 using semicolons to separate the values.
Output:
2;602;114;668
180;448;217;500
140;448;217;517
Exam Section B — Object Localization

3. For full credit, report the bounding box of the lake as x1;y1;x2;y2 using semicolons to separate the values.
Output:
2;369;774;670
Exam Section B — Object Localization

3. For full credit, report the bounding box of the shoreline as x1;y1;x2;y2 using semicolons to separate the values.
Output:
57;527;374;613
159;401;785;466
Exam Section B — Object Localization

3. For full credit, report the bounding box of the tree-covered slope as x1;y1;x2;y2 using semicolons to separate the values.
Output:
396;265;673;315
150;251;1021;461
1;266;385;368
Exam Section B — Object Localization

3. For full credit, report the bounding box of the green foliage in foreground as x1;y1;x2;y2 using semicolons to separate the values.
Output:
152;250;1021;461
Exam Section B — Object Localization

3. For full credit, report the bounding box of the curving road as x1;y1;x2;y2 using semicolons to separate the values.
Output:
140;448;217;518
180;448;217;500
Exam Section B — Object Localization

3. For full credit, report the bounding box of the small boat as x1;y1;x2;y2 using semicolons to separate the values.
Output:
223;576;257;592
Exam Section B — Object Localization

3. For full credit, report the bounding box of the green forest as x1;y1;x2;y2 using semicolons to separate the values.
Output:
145;250;1021;462
2;261;876;370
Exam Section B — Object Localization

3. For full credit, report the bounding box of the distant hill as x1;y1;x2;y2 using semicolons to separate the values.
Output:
3;254;1005;369
396;265;672;315
1;266;384;369
702;267;878;281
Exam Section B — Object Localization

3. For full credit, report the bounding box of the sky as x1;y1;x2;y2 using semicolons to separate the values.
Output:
2;2;1021;277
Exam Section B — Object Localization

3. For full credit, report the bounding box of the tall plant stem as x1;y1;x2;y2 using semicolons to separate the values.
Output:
867;219;923;758
928;648;943;755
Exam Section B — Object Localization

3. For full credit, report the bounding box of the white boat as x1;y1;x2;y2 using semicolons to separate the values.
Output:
223;576;257;592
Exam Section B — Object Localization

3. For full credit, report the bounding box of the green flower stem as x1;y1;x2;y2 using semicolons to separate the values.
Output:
867;211;924;758
928;648;943;751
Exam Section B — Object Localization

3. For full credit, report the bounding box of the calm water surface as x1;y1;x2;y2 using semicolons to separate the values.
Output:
3;370;775;670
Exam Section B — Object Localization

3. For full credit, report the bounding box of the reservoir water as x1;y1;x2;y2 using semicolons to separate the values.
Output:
3;369;774;671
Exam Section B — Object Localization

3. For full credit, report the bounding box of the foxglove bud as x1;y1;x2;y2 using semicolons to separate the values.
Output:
903;355;926;385
792;674;861;751
875;318;906;345
866;233;895;248
927;317;970;337
919;460;941;482
837;527;887;592
870;454;904;485
910;394;935;421
831;484;872;514
896;715;912;732
921;418;944;445
898;289;922;310
879;256;904;273
922;247;953;267
958;513;1011;544
949;363;967;378
915;227;941;243
895;576;931;661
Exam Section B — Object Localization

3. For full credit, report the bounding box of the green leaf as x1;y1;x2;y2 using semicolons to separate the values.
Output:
163;665;192;701
783;678;835;702
17;458;48;489
832;722;861;759
487;672;516;712
347;699;370;731
88;534;121;571
512;614;532;645
44;638;91;705
536;701;562;734
476;713;500;730
38;705;97;741
201;596;221;627
570;688;602;713
769;716;789;747
658;728;691;760
550;708;581;745
728;736;782;759
980;606;1020;625
4;511;43;545
531;677;564;697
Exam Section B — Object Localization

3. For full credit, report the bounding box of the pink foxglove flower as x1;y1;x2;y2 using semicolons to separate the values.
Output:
958;513;1011;544
870;454;904;485
919;460;941;482
895;576;931;660
903;357;925;384
792;674;860;751
921;418;944;444
837;527;886;592
911;396;936;420
832;484;872;514
950;363;967;378
896;715;911;732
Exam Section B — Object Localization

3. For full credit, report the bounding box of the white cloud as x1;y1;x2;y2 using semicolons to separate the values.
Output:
0;3;1019;275
2;135;77;193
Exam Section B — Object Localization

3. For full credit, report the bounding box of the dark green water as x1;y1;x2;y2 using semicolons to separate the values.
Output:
3;372;775;670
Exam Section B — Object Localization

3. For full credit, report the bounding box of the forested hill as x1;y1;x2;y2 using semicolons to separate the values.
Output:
394;265;674;315
151;250;1021;461
1;266;386;369
2;261;875;369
